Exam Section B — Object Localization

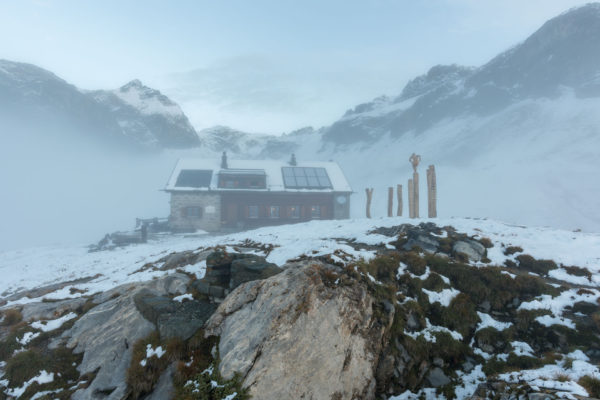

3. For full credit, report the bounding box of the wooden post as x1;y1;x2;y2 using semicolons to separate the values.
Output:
397;184;403;216
365;188;374;218
387;187;393;217
427;165;437;218
413;172;419;218
408;179;414;218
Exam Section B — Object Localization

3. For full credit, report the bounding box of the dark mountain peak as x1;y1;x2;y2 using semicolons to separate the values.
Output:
121;79;144;90
399;64;474;100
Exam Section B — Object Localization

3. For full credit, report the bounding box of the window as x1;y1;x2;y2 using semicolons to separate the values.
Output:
310;205;321;219
248;205;259;219
288;205;300;219
184;206;203;218
268;206;280;218
281;167;332;189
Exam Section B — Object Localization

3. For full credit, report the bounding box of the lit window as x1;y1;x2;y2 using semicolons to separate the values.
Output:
184;206;203;218
310;205;321;219
248;205;258;219
288;205;300;219
268;206;280;218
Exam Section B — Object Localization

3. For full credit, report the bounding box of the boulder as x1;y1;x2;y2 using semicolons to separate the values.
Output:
403;234;439;253
229;255;282;289
453;240;485;262
426;367;451;387
61;289;156;400
20;297;87;322
157;300;217;340
145;363;175;400
134;289;217;340
205;262;385;400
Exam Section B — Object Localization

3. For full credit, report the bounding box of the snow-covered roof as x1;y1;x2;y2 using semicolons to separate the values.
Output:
165;158;352;193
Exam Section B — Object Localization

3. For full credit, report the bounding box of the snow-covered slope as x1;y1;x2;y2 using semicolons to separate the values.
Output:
90;80;199;149
2;217;600;399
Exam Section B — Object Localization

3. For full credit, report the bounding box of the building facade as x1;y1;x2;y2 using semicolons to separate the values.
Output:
165;156;352;232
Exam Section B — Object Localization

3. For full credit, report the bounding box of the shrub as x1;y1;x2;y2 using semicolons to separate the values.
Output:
0;308;22;326
564;266;592;281
127;331;170;399
503;246;523;256
400;252;427;276
515;255;557;275
579;375;600;398
479;237;493;249
422;273;447;292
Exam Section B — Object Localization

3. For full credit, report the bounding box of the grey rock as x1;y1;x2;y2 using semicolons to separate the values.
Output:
63;288;156;400
229;255;282;289
453;240;486;262
403;234;440;253
146;363;175;400
20;297;87;322
479;300;491;313
426;367;451;387
134;290;179;325
433;357;444;368
205;262;383;400
157;300;217;340
528;394;555;400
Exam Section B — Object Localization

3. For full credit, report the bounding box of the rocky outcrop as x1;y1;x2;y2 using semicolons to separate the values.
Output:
205;262;386;400
50;273;191;400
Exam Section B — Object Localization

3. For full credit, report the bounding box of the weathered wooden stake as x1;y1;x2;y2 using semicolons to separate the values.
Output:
397;184;403;216
388;187;393;217
408;179;414;218
413;172;419;218
427;165;437;218
366;188;374;218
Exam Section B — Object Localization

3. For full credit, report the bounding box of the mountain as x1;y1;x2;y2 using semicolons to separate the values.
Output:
323;3;600;144
285;3;600;233
0;60;200;150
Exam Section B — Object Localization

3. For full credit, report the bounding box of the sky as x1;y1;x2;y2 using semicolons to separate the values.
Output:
0;0;594;134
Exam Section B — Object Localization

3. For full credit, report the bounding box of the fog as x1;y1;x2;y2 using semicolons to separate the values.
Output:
1;0;599;252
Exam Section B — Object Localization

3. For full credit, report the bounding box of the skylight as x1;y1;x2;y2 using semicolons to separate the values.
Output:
281;167;332;189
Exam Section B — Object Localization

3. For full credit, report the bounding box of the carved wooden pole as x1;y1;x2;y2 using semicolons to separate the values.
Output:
397;184;403;216
366;188;374;218
409;153;421;219
427;165;437;218
408;179;414;218
387;187;393;217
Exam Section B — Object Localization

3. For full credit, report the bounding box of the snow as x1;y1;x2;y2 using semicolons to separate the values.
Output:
164;158;352;193
535;314;576;329
114;81;184;117
475;312;512;332
511;341;534;356
422;288;460;307
17;331;40;345
518;288;600;320
140;345;166;367
173;293;193;302
31;312;77;332
3;370;54;398
405;318;463;342
498;353;600;398
1;217;599;308
454;365;486;399
389;388;442;400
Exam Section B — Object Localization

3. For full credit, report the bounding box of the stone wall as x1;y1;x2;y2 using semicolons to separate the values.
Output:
169;192;221;232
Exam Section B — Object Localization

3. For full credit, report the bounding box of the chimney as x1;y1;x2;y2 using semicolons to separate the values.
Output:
221;151;228;169
289;153;297;166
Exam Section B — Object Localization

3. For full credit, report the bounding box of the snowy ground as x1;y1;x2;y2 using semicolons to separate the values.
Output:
1;217;599;307
2;217;600;399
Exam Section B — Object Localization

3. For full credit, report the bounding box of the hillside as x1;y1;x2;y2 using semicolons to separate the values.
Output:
0;60;200;150
1;217;600;399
